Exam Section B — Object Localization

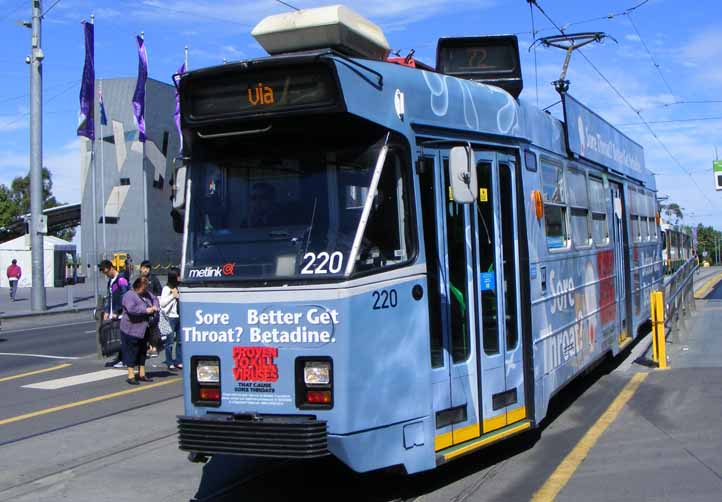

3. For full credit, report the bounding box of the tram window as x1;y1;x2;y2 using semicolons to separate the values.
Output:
631;216;641;242
640;217;649;241
499;164;519;351
647;218;655;241
571;208;591;247
541;163;568;250
589;177;609;246
419;156;444;369
568;169;590;248
186;129;416;281
444;158;471;363
541;163;564;203
353;151;414;273
477;160;499;355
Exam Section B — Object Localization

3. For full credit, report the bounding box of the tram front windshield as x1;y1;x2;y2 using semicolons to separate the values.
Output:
186;130;412;283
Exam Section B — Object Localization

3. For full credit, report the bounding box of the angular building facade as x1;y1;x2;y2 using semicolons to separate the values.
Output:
80;78;182;284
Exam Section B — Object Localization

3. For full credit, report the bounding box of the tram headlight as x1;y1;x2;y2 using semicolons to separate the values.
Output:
196;360;220;383
303;361;330;385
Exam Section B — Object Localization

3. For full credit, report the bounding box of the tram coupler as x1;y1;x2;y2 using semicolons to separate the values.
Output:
187;452;210;464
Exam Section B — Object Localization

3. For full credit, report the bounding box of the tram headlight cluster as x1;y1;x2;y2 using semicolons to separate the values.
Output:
196;360;220;383
295;357;333;409
303;361;331;385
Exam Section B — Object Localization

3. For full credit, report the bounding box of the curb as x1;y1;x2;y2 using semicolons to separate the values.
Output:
693;272;722;299
0;305;94;321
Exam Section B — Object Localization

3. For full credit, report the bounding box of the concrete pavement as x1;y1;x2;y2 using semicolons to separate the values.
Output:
0;282;96;317
549;280;722;501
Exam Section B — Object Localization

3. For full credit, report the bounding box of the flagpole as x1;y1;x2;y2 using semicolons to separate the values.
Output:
89;14;100;302
140;31;149;262
99;79;107;259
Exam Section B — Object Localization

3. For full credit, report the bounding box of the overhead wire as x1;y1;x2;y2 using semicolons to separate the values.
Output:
617;116;722;127
625;12;676;100
528;0;540;107
40;0;62;18
0;79;79;131
274;0;300;11
527;0;719;209
515;0;650;36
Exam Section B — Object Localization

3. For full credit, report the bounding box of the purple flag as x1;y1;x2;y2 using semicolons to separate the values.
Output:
132;35;148;142
99;91;108;126
77;21;95;140
173;62;186;152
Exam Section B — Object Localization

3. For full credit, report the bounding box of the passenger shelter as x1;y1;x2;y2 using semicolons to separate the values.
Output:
0;235;77;288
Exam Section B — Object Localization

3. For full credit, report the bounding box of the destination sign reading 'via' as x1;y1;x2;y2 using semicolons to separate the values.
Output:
188;65;337;120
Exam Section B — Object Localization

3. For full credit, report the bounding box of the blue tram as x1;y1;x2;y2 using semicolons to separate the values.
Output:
173;5;663;474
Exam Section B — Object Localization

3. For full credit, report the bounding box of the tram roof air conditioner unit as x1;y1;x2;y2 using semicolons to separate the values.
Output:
252;5;391;61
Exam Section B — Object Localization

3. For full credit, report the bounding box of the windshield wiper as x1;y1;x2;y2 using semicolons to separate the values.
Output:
303;196;318;257
344;132;391;276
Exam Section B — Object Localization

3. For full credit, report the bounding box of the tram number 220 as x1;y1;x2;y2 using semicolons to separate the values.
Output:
301;252;344;274
372;289;398;310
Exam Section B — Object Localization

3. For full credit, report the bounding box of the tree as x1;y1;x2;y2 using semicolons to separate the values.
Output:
695;224;722;264
0;168;76;241
660;202;683;225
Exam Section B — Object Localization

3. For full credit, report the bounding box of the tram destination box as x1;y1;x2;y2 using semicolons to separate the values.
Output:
436;35;523;98
183;63;341;123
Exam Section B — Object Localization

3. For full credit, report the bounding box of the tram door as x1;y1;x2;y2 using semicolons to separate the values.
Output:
421;148;526;452
610;182;631;343
474;153;526;433
420;148;481;451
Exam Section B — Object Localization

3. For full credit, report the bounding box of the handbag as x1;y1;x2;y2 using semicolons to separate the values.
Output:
98;319;121;357
158;309;174;337
147;323;165;350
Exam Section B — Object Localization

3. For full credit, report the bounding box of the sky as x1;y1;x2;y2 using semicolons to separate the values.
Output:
0;0;721;230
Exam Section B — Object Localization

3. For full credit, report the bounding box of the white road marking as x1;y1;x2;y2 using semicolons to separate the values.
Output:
0;320;96;335
22;369;127;390
0;352;82;360
84;330;96;334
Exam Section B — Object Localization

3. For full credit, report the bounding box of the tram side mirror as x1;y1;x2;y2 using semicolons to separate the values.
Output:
171;156;189;234
448;146;477;204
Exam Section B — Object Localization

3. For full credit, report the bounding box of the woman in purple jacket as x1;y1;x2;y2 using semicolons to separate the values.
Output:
120;276;160;385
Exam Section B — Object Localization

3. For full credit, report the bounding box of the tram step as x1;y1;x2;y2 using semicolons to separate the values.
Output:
435;420;533;465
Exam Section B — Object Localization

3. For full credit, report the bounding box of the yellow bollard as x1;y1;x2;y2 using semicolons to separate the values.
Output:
651;291;667;369
650;292;659;364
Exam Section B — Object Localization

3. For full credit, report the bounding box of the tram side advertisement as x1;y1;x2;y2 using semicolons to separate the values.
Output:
183;304;341;408
538;251;617;378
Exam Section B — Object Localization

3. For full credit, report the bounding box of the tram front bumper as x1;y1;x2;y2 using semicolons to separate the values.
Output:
177;413;329;459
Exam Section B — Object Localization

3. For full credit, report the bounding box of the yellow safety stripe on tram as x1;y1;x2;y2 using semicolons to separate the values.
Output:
435;405;527;451
483;413;506;434
444;421;531;461
434;431;453;451
453;422;480;444
507;405;527;424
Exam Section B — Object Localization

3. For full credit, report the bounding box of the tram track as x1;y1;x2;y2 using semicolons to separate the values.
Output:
0;430;179;498
0;392;183;448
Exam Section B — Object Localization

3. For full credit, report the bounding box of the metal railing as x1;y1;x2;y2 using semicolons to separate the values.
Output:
651;257;698;368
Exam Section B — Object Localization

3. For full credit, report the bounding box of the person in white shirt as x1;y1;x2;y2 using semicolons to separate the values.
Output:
160;268;182;370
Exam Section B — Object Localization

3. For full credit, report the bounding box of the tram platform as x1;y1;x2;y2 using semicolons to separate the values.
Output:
542;277;722;502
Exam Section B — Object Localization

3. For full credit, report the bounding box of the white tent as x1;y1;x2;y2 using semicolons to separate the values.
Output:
0;235;76;288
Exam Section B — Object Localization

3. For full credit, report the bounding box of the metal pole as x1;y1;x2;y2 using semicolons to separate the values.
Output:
29;0;46;311
140;31;149;261
89;15;99;301
99;79;107;259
